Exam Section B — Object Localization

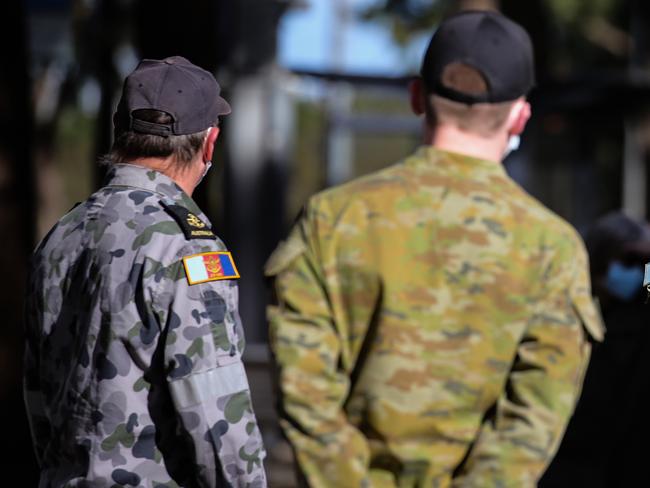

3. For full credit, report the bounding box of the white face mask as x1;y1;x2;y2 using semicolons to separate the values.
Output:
503;134;521;160
197;160;212;186
196;127;213;186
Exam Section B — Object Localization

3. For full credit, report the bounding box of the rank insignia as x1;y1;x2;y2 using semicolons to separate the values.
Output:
182;251;240;285
161;200;216;240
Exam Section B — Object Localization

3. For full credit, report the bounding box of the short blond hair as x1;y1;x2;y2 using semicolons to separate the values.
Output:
424;63;515;137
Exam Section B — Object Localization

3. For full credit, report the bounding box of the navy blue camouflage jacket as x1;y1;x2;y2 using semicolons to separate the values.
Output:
24;164;267;487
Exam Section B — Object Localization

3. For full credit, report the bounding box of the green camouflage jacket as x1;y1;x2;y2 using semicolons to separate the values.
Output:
24;164;266;487
265;146;604;488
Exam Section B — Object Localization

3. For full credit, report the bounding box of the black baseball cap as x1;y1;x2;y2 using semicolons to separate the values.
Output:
420;10;535;104
113;56;231;137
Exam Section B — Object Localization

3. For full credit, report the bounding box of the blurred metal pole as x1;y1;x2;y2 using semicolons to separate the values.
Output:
331;0;349;70
226;76;267;344
623;0;650;219
130;0;297;343
623;122;646;219
326;84;354;186
326;0;354;186
227;68;294;343
221;0;295;344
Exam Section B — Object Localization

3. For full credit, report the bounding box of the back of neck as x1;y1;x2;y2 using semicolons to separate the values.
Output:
426;125;506;164
128;157;197;196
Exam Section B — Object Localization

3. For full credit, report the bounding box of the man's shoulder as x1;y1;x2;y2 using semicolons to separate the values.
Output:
80;186;180;247
309;159;411;214
507;182;586;254
36;187;221;258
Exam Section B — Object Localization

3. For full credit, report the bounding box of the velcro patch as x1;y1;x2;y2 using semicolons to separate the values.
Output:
161;200;216;240
182;252;240;285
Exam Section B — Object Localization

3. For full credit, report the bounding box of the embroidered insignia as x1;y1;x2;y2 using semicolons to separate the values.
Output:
183;252;240;285
186;213;205;228
161;200;216;240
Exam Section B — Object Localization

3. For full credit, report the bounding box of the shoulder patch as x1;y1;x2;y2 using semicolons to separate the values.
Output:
182;252;240;285
161;200;216;240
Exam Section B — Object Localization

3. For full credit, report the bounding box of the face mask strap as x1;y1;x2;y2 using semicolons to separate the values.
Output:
503;134;521;159
196;126;215;186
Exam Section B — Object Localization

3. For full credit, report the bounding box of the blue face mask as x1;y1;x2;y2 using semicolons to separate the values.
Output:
605;261;644;302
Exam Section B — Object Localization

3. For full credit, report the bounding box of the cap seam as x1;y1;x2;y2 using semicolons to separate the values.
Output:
154;63;173;117
179;64;208;134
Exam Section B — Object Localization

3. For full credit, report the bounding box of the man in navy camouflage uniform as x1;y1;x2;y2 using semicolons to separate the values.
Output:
23;56;267;487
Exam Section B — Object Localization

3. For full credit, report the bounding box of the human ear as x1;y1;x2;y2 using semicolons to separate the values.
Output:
509;100;531;136
409;78;427;116
203;126;220;163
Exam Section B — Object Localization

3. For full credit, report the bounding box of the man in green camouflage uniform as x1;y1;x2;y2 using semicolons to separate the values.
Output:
266;11;604;488
24;57;266;487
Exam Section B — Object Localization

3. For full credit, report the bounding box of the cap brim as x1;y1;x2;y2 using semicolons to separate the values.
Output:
216;96;231;116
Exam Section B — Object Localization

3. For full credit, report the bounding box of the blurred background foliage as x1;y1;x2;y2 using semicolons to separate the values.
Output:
363;0;636;76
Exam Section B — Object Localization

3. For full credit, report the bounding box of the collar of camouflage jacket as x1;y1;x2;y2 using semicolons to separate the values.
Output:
104;163;210;223
411;145;510;177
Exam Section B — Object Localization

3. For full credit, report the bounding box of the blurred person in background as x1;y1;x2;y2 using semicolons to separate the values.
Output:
541;211;650;487
265;10;603;488
588;212;649;309
23;56;267;487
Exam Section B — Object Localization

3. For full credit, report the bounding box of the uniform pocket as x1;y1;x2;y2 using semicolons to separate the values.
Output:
570;290;606;342
168;361;249;409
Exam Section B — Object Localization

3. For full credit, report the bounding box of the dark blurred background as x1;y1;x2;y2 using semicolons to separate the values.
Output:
4;0;650;485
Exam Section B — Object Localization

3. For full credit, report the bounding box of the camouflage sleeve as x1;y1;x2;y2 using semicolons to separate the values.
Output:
451;238;605;487
23;308;47;466
23;268;48;467
150;243;267;488
265;215;372;488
